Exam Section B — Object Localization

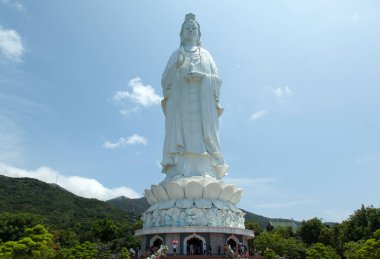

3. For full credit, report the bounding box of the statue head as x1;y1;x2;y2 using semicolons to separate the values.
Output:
180;13;201;46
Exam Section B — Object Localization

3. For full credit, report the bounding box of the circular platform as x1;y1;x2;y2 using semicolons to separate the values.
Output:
135;226;254;237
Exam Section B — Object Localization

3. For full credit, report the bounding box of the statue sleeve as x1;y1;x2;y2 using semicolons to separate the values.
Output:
161;51;178;98
161;50;178;115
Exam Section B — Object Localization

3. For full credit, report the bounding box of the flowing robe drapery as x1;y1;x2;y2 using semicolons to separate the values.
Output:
161;47;227;180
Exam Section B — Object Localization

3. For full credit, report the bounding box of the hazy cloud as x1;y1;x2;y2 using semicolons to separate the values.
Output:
0;0;25;12
317;208;352;223
103;134;148;149
250;110;267;121
113;77;161;107
352;14;359;22
0;26;25;62
273;86;293;100
254;200;316;209
0;163;141;200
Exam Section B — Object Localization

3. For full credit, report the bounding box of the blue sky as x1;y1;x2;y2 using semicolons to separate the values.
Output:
1;0;379;222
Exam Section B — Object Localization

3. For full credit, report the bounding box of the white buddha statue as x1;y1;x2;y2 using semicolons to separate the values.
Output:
161;13;228;181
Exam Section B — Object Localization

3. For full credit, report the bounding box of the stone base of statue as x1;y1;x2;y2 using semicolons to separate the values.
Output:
142;177;245;228
135;177;254;255
135;226;254;256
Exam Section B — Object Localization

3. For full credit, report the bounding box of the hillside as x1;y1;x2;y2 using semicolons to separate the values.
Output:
106;196;149;216
0;174;299;233
0;175;136;239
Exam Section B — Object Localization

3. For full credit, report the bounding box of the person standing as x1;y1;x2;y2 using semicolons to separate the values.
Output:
173;242;177;256
203;242;207;255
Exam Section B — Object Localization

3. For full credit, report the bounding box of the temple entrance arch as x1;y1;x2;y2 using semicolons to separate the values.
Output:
183;233;206;255
226;235;239;250
150;235;164;249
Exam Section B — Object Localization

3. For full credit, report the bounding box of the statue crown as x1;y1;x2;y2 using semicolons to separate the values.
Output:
185;13;196;21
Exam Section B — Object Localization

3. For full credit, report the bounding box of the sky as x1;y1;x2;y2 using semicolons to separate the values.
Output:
1;0;380;223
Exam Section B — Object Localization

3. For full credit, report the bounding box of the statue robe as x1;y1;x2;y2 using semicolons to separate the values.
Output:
161;47;227;180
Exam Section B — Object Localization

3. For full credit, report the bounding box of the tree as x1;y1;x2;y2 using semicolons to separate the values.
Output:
0;224;55;258
245;221;263;236
0;212;41;242
263;248;277;259
343;229;380;258
57;241;98;258
266;222;274;232
306;243;340;259
120;247;131;259
343;240;365;259
299;218;325;245
254;231;305;258
340;205;380;243
273;226;293;239
356;238;380;258
374;229;380;240
53;229;79;248
319;227;333;246
91;219;119;243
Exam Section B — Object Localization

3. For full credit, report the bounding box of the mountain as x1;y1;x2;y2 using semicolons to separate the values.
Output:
0;174;300;234
0;175;136;239
106;196;149;216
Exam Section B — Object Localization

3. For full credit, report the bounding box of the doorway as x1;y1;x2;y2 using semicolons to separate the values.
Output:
187;237;203;255
227;238;237;251
153;238;163;249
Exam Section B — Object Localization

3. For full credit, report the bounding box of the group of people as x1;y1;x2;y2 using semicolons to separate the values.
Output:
224;243;249;258
129;247;142;258
185;242;211;255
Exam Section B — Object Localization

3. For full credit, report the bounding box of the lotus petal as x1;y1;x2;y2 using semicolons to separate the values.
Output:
218;184;235;201
145;189;158;205
147;203;160;212
212;199;229;210
185;181;203;199
194;198;213;208
158;200;176;209
203;182;222;200
163;181;185;200
151;185;169;202
228;203;238;212
176;199;194;208
230;188;243;204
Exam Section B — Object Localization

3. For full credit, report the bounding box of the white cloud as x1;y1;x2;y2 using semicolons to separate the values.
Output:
120;107;140;116
272;86;293;101
113;77;161;107
250;110;267;121
0;0;25;12
0;26;25;62
103;134;148;149
0;163;141;200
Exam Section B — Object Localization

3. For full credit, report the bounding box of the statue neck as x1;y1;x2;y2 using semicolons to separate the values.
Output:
182;43;198;52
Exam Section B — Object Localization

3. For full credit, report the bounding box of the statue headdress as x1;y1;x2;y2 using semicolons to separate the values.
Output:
185;13;196;21
180;13;201;46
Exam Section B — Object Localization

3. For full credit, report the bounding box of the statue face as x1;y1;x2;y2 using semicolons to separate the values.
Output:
181;21;199;43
